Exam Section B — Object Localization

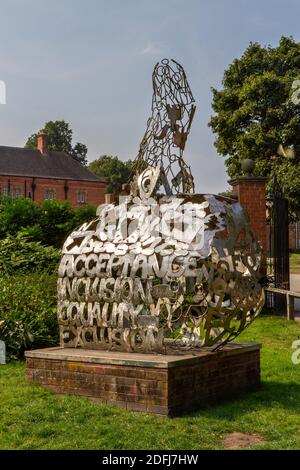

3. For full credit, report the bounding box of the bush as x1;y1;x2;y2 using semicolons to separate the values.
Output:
0;195;97;247
0;196;40;238
0;196;97;360
0;272;58;360
38;199;75;247
0;235;60;275
37;200;97;246
73;204;98;228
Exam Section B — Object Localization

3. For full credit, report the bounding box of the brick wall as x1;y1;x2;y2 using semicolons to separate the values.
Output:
231;177;268;255
0;175;106;208
26;358;169;415
167;349;260;414
26;344;261;416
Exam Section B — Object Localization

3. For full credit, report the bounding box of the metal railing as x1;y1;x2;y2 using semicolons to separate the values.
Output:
265;287;300;320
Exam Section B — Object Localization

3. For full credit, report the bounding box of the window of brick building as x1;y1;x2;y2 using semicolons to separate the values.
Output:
11;187;22;198
2;187;9;196
1;186;21;197
76;190;87;204
44;189;56;200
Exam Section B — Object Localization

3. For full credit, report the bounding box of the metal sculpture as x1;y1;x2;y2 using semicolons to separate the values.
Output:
130;59;196;195
57;59;264;353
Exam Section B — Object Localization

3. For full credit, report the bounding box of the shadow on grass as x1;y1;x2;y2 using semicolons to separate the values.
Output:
184;380;300;419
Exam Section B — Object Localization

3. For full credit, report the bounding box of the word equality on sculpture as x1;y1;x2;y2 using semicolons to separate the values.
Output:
57;59;264;353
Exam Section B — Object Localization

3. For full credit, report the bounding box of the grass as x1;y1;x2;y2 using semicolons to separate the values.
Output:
0;315;300;450
290;252;300;274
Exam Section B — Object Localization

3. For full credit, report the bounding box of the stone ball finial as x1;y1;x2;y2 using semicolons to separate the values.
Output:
241;158;255;177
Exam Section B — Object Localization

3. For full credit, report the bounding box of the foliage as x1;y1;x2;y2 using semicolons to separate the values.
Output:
0;196;40;238
0;320;33;362
0;235;60;275
209;36;300;218
1;316;300;449
25;120;88;166
88;155;133;194
218;189;238;200
0;272;58;360
36;200;75;247
71;142;88;166
72;204;98;228
0;196;96;247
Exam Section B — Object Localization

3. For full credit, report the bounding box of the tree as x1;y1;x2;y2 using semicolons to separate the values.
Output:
25;120;88;166
209;36;300;218
88;155;133;194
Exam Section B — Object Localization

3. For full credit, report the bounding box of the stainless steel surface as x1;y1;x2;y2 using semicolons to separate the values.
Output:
57;59;264;353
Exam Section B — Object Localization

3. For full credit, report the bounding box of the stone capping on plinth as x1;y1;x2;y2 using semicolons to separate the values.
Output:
229;176;268;186
25;342;261;369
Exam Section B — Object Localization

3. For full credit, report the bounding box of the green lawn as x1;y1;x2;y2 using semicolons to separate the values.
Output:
0;316;300;450
290;252;300;274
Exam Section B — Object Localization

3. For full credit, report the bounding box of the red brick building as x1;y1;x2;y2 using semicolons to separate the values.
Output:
0;132;106;207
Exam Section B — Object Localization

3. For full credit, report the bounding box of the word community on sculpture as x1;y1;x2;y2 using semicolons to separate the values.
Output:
57;59;264;353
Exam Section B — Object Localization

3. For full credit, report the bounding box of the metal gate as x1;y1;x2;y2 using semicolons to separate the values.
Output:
267;182;290;313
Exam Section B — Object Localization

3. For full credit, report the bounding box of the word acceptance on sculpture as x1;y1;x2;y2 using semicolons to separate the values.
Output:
57;59;264;353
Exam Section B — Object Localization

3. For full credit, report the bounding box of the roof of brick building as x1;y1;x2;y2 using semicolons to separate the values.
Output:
0;146;105;182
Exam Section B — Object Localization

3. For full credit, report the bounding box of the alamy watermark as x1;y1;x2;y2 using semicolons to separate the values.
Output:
290;81;300;365
0;80;6;104
291;340;300;365
291;79;300;105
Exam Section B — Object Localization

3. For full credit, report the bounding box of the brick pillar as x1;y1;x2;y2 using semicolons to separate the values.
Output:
230;176;268;259
105;193;115;204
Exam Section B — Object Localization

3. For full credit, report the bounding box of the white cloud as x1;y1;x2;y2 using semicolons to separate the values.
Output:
139;43;163;56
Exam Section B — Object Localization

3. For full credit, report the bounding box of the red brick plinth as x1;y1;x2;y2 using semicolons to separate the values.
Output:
25;343;261;416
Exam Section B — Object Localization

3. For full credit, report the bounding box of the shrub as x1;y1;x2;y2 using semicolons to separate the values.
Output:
73;204;97;228
38;199;75;247
0;235;61;275
0;196;40;238
0;272;58;360
0;195;97;247
38;200;97;246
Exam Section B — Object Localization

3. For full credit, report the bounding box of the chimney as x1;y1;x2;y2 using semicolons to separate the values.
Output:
37;130;47;154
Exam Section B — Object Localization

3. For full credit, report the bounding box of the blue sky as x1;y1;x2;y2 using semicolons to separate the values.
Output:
0;0;299;193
